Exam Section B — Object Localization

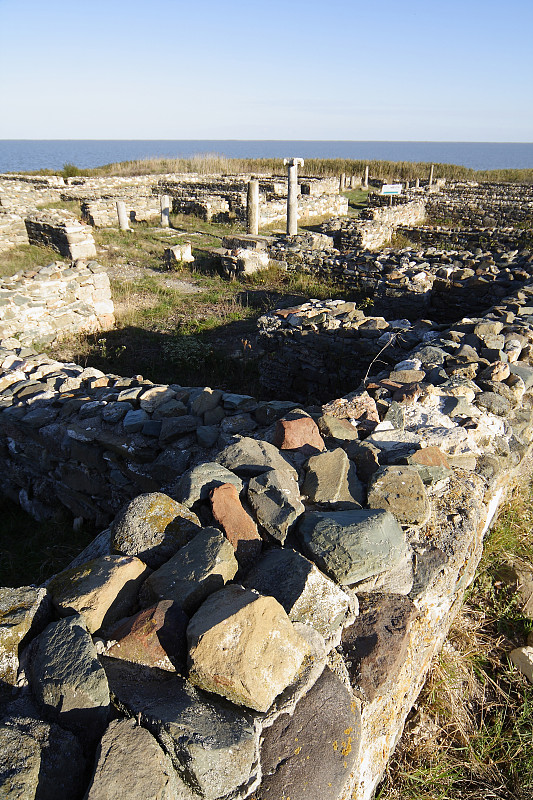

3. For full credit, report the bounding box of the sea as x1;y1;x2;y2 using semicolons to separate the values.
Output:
0;140;532;174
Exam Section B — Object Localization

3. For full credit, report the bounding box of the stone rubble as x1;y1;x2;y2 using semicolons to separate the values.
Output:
0;176;533;800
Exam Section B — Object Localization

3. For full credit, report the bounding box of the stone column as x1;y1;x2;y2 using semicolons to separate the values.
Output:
247;179;259;235
415;178;420;188
160;195;170;228
339;173;346;192
428;164;434;186
363;165;369;189
284;157;304;236
116;201;129;231
405;180;410;190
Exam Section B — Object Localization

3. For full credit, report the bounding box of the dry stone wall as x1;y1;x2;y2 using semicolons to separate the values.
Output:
0;260;114;346
81;197;162;227
1;278;533;800
25;210;97;261
0;212;28;253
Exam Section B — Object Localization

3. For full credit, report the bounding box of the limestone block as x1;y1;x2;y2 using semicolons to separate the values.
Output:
247;468;304;543
298;509;410;586
104;658;260;800
85;719;189;800
187;584;310;712
302;447;364;507
140;528;238;614
243;548;352;639
111;492;201;569
0;586;50;684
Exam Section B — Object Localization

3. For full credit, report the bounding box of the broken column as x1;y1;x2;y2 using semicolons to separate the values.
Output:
363;165;369;189
116;201;129;231
160;195;170;228
339;173;346;192
284;157;304;236
428;164;434;186
247;180;259;236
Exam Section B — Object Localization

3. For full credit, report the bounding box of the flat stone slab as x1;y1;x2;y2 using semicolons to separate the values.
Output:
339;593;418;701
29;615;110;743
173;462;243;507
247;468;304;544
106;600;189;671
85;718;189;800
187;585;310;712
47;555;149;634
256;666;361;800
104;658;259;800
217;437;298;479
243;548;352;640
0;586;50;684
111;492;200;569
140;528;238;615
298;509;410;586
367;466;431;526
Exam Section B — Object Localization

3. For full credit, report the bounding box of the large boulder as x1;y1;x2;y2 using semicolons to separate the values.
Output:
187;585;310;712
111;493;200;569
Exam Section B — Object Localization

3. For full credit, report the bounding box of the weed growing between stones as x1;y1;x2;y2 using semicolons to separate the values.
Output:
376;482;533;800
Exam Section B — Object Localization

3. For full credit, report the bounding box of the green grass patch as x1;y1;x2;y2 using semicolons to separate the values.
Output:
0;244;62;279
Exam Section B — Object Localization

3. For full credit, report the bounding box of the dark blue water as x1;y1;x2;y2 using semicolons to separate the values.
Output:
0;140;532;174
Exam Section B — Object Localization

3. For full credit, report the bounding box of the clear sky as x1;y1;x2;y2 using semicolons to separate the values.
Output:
0;0;531;141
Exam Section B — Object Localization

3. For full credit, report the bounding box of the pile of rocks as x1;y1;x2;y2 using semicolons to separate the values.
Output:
2;275;533;798
25;210;97;261
0;261;114;345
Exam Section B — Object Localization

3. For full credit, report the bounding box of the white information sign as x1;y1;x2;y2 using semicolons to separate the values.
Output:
381;184;403;195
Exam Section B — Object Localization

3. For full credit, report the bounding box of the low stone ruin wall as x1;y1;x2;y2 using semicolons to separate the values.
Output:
0;261;114;346
25;210;97;261
259;193;348;227
426;182;533;228
359;198;426;227
81;197;162;227
0;212;28;253
397;223;528;251
2;279;533;800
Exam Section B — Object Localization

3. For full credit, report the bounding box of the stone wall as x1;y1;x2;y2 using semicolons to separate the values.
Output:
1;280;533;800
0;212;28;253
0;260;114;346
81;197;162;227
25;210;97;261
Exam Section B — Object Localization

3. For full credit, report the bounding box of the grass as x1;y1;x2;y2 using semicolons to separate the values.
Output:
0;244;61;278
376;480;533;800
12;154;533;185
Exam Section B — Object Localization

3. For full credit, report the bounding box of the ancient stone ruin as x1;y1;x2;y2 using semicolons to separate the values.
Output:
0;169;532;800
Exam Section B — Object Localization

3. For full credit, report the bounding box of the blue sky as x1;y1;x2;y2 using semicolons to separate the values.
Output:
0;0;531;141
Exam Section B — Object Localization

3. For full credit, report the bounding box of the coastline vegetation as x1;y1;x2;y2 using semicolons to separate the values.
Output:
12;154;533;185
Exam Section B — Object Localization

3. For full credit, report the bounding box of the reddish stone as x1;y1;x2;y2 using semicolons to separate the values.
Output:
273;415;325;453
274;306;303;319
210;483;262;569
408;447;450;469
106;600;188;670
